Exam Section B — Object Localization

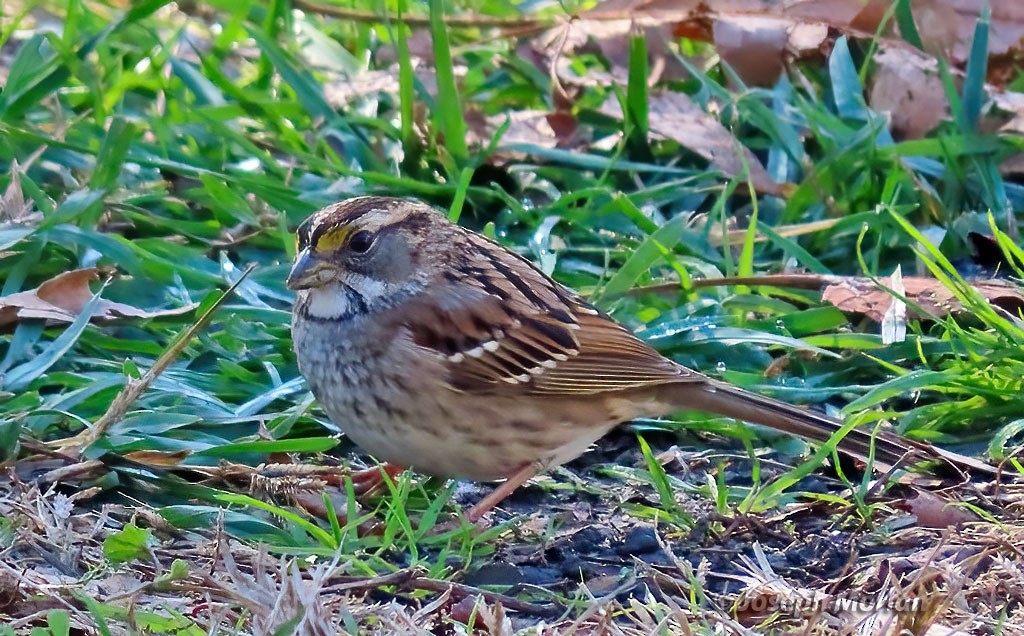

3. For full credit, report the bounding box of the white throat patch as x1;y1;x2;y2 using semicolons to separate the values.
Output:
301;274;390;320
304;285;350;319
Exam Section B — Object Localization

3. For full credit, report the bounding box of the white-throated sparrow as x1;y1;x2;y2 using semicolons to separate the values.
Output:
288;197;991;521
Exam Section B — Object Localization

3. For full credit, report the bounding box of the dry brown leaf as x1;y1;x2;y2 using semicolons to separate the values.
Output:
914;0;1024;66
903;489;979;529
821;275;1024;321
488;110;564;149
786;0;892;31
602;92;786;196
553;0;1024;150
583;0;1024;85
537;18;687;89
582;0;884;85
999;152;1024;177
322;69;402;108
869;45;948;139
991;90;1024;134
122;449;192;467
0;161;40;226
0;268;198;328
712;16;790;85
645;92;785;196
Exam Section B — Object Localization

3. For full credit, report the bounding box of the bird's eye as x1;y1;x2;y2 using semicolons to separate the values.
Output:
348;230;375;253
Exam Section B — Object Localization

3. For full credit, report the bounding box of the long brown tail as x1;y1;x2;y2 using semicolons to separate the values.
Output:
661;379;995;476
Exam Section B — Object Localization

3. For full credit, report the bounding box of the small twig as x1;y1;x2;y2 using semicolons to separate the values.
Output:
53;265;256;455
321;567;424;594
621;273;839;298
404;576;562;617
292;0;547;31
320;566;560;615
18;437;79;460
39;460;105;484
548;19;575;108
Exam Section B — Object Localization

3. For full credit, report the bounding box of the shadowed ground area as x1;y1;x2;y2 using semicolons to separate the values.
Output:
5;427;1022;633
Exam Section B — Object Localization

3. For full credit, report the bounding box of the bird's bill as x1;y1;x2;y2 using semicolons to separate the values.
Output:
286;249;333;290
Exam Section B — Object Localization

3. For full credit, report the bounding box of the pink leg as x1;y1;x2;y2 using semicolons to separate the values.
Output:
466;463;541;523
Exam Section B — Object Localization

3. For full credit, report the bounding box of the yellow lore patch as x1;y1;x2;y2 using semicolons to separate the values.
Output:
315;225;353;253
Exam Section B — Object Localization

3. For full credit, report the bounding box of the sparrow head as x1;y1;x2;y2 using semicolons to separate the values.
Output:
287;196;444;292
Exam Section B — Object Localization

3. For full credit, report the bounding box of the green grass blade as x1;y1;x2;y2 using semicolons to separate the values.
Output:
428;0;468;166
962;5;990;132
894;0;924;49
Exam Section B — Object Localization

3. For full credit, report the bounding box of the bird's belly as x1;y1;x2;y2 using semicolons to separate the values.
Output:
321;381;617;481
293;320;631;481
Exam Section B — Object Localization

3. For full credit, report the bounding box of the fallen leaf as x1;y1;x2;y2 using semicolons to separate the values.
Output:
122;450;192;467
489;110;568;149
602;92;786;196
990;90;1024;135
582;0;879;85
821;275;1024;321
0;160;40;226
0;269;198;328
712;16;790;85
449;596;511;634
914;0;1024;67
999;153;1024;178
902;488;979;528
582;0;1024;85
322;69;402;108
869;45;948;139
538;18;687;88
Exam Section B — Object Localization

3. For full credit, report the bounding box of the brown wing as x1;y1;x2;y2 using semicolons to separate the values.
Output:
525;310;700;394
400;231;700;395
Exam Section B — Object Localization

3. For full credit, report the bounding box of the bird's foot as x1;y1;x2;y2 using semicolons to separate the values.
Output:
347;462;405;497
427;462;543;536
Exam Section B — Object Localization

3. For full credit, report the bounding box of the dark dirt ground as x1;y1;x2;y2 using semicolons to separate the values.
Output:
4;424;1023;634
353;424;1023;631
449;427;962;598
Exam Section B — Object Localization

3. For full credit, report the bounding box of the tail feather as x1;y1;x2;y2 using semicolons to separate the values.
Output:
662;380;994;476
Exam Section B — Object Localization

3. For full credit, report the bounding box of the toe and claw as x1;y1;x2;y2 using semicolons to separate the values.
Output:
465;462;541;523
348;462;405;496
315;461;540;531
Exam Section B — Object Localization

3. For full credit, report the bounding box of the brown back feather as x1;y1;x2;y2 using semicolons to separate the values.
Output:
401;229;698;394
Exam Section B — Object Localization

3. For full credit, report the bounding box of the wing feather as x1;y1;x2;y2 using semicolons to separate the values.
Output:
399;231;701;395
